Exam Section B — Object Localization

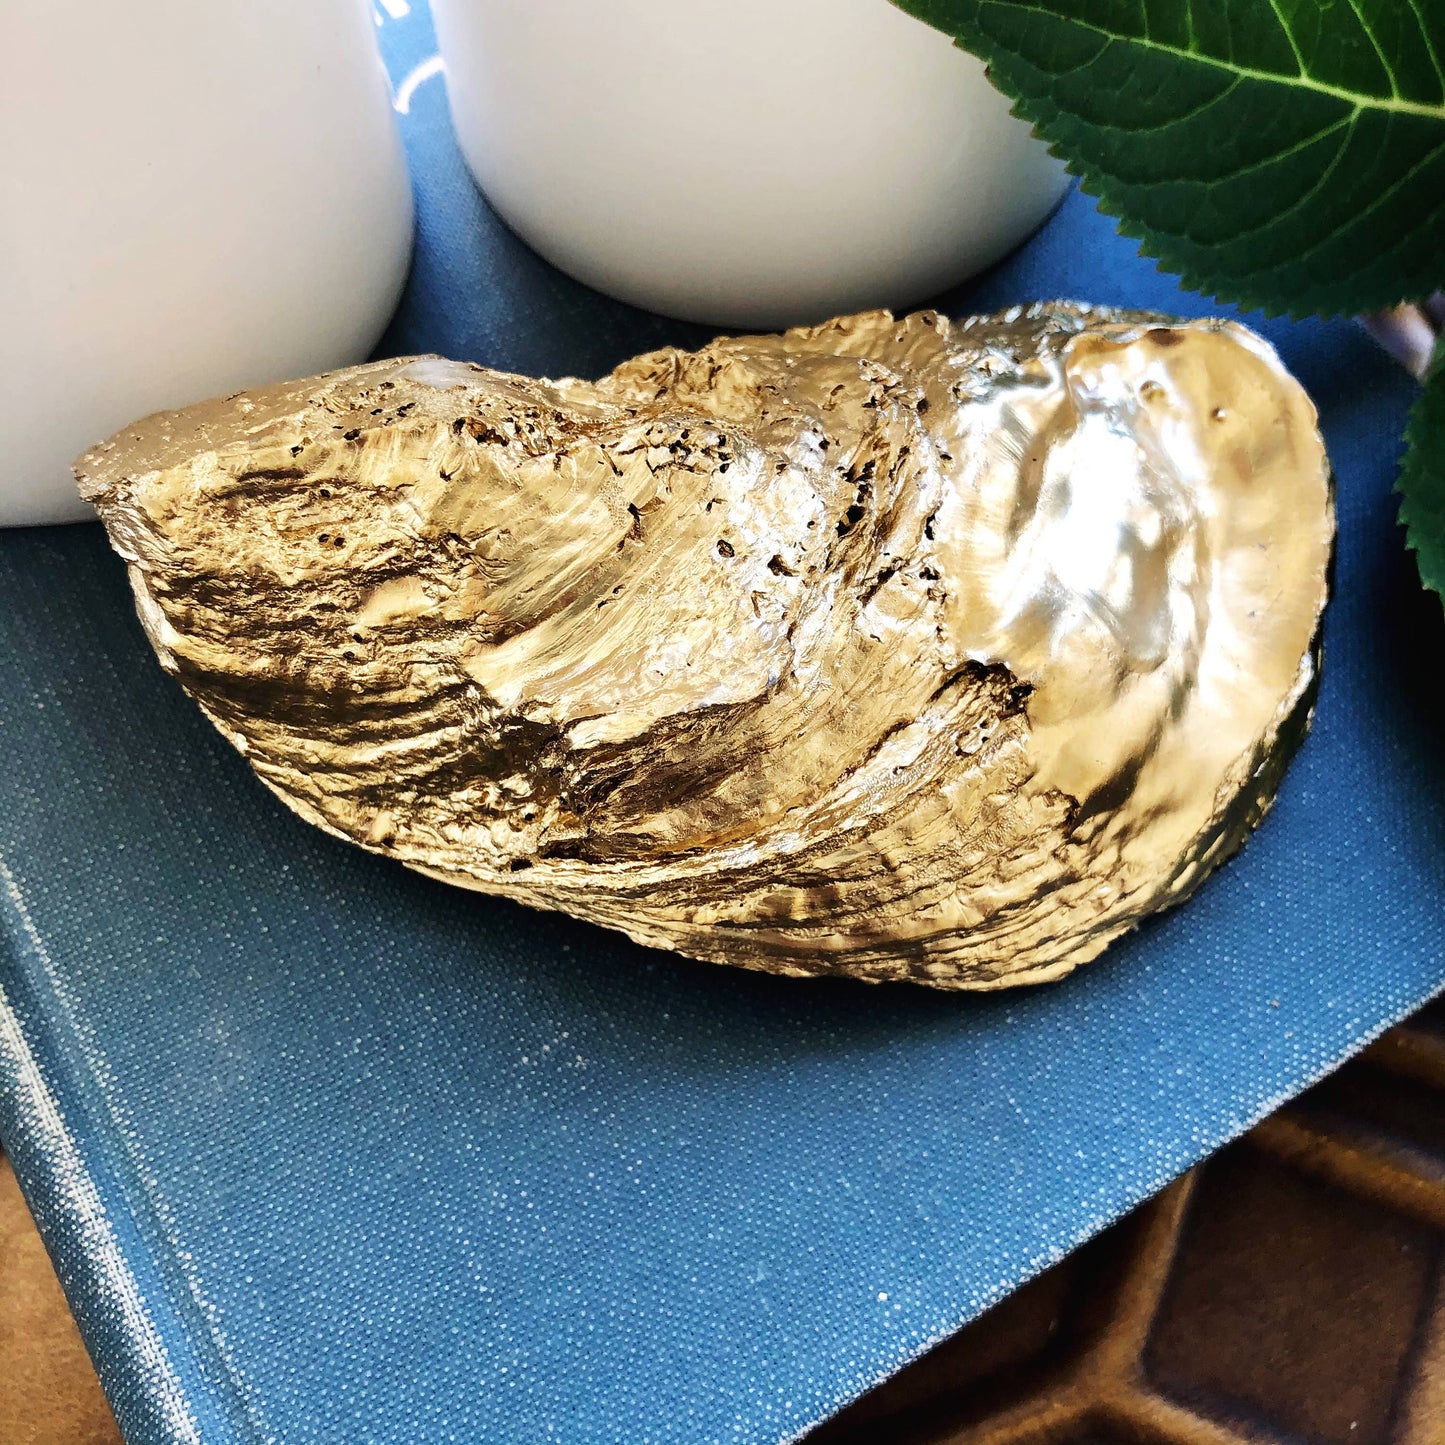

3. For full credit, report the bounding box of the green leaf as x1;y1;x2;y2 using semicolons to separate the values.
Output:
1399;338;1445;603
891;0;1445;316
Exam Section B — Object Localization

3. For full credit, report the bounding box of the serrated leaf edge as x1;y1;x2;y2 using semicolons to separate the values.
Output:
1397;339;1445;603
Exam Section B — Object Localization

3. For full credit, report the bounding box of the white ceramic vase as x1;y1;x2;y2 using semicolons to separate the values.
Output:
432;0;1068;329
1;0;414;527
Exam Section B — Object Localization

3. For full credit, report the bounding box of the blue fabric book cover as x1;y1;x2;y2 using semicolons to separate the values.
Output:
2;6;1443;1442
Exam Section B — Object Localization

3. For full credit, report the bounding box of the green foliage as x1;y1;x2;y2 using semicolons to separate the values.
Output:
1399;339;1445;598
891;0;1445;318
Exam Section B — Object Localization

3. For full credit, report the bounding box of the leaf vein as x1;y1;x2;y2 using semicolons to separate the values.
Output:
1263;0;1308;80
972;4;1445;119
1230;128;1445;275
1175;120;1355;246
1031;55;1243;135
1344;0;1403;101
1403;0;1445;98
1065;107;1347;180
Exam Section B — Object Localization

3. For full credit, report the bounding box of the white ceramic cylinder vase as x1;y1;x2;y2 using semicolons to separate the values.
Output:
432;0;1068;329
1;0;414;527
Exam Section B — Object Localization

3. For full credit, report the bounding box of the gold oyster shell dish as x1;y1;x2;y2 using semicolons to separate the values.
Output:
77;304;1332;990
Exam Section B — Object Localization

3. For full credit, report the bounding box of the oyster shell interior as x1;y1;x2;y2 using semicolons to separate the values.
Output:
76;304;1332;989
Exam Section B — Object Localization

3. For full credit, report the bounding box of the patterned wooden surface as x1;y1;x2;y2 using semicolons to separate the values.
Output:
0;1154;119;1445
813;998;1445;1444
4;1000;1445;1444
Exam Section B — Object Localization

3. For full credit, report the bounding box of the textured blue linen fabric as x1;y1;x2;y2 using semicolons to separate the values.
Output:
3;5;1445;1443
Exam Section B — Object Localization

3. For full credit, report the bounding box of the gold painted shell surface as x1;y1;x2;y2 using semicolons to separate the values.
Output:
77;305;1332;989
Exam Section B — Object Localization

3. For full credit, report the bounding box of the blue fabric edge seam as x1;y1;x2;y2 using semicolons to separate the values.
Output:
0;852;257;1445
